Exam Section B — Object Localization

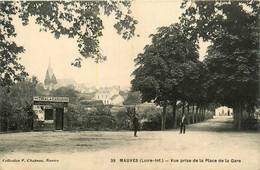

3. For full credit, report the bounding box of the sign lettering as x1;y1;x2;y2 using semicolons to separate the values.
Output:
33;96;69;103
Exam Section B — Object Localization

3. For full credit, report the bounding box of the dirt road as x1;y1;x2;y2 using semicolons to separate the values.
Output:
0;116;259;170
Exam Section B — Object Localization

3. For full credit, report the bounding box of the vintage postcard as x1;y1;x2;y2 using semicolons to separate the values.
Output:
0;0;259;170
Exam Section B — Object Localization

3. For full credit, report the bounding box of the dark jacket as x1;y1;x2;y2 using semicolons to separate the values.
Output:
133;117;138;128
180;116;187;125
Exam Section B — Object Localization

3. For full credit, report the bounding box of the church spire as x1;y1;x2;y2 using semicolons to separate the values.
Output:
47;57;53;78
44;57;57;90
48;57;51;69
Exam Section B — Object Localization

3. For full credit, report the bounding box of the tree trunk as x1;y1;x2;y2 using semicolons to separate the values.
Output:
195;104;199;123
161;101;167;131
203;107;206;121
199;107;202;122
172;99;177;128
238;107;242;130
233;105;238;129
187;103;190;124
192;104;195;124
237;102;244;130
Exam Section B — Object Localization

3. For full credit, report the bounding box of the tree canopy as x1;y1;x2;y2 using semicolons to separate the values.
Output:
131;23;199;130
123;91;141;105
132;24;199;103
50;85;80;104
180;0;259;129
0;1;137;86
132;1;259;130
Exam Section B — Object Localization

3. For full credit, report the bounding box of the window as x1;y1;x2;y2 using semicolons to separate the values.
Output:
45;109;53;120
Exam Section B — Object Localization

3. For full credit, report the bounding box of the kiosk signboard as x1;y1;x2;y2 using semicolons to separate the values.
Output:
33;96;69;103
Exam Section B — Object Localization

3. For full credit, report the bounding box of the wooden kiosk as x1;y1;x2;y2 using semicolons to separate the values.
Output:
33;96;69;131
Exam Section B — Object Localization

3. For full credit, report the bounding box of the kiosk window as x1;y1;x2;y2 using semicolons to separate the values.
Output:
45;109;53;120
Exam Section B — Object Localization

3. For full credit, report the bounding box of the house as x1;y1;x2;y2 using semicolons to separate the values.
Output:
215;106;233;116
95;87;124;105
110;94;124;105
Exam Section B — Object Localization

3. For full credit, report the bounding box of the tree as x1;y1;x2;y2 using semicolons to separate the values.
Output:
0;80;37;131
30;76;39;84
176;61;206;124
35;83;49;96
180;1;259;129
131;23;199;130
123;91;141;105
0;3;28;87
49;86;79;104
0;1;137;86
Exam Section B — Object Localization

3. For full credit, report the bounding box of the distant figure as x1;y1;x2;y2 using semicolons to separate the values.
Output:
133;114;139;137
179;114;186;134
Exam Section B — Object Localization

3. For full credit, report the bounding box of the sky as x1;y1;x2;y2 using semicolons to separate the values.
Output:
14;1;209;88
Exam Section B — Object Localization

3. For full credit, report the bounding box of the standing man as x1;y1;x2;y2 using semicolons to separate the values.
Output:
133;114;139;137
179;114;186;134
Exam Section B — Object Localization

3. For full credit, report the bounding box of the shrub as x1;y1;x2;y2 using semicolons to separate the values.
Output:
64;104;116;131
204;110;214;120
0;83;36;132
79;100;104;106
112;107;132;130
136;104;162;130
242;118;259;130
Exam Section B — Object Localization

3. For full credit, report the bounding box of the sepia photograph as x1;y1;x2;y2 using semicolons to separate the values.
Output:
0;0;259;169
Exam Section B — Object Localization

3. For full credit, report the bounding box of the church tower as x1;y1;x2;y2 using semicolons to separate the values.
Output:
44;58;57;89
47;58;53;78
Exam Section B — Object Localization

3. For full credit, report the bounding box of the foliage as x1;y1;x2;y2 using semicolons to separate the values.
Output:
123;91;141;105
0;80;37;131
35;83;49;96
0;1;137;87
65;104;116;131
0;3;28;86
119;90;128;100
241;118;260;130
136;104;162;130
180;0;259;129
131;23;199;130
112;107;132;130
79;99;104;106
49;85;80;104
78;92;95;101
132;23;199;104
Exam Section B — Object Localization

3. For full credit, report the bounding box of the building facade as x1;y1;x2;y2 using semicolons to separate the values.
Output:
95;87;124;105
33;96;69;131
215;106;233;116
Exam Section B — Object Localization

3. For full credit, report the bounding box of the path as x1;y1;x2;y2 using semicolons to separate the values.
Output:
0;116;259;170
